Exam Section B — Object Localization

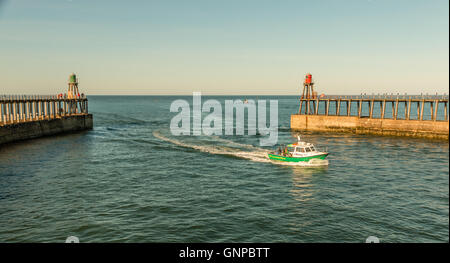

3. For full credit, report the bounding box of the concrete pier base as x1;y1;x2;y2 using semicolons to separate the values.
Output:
0;114;93;145
291;114;449;140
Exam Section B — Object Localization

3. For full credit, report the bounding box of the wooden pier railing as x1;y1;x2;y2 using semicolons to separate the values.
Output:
298;94;449;122
0;95;89;125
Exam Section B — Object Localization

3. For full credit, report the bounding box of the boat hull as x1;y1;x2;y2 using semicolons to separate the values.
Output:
268;153;328;162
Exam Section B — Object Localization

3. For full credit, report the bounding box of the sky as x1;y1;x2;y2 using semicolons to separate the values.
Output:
0;0;448;95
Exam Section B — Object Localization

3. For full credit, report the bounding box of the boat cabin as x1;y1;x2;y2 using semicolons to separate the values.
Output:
292;145;316;153
287;142;320;157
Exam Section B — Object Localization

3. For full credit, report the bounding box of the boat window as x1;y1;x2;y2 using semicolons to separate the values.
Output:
305;147;311;152
299;147;305;153
310;146;316;151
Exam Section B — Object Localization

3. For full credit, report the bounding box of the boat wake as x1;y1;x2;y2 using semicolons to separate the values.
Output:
153;131;270;163
153;131;328;166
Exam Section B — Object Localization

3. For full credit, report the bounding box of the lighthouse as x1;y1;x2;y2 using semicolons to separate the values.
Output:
67;73;80;99
299;73;317;114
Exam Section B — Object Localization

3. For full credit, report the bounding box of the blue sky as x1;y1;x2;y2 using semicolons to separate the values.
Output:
0;0;448;95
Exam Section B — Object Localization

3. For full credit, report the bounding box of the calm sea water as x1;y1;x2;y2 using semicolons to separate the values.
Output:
0;96;448;242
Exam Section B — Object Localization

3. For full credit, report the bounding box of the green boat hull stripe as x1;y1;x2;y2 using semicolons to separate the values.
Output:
268;153;328;162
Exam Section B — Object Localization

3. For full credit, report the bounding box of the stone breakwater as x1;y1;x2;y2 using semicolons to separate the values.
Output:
0;114;93;145
291;114;448;140
0;95;92;145
292;94;449;140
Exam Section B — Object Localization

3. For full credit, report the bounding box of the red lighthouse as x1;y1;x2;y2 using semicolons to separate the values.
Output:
299;73;316;114
304;73;313;85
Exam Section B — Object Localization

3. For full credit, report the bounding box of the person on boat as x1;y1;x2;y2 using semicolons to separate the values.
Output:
283;147;288;156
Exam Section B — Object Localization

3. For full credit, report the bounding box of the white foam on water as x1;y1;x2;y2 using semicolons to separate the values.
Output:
153;131;271;162
153;131;328;166
210;135;261;150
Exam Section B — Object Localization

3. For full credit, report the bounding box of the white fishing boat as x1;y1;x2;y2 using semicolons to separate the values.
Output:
268;136;329;163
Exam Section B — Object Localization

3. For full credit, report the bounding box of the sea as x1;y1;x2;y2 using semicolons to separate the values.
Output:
0;95;448;242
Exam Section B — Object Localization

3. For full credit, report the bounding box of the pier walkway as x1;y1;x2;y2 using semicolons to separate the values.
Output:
298;94;448;121
292;94;449;140
0;94;92;145
0;95;89;126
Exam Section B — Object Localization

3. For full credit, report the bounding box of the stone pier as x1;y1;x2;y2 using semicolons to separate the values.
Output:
292;94;449;140
0;95;92;145
291;114;448;140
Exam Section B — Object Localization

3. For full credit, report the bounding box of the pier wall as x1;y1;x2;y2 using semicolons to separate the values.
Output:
0;114;93;145
0;94;92;145
291;114;449;139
